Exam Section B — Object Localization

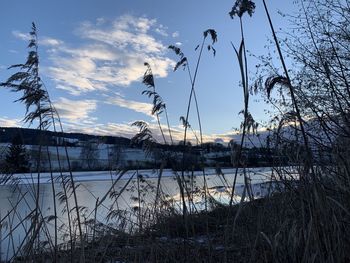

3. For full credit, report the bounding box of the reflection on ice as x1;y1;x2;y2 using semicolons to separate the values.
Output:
0;167;286;261
163;180;285;212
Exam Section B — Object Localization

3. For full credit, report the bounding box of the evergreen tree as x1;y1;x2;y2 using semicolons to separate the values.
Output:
4;134;29;173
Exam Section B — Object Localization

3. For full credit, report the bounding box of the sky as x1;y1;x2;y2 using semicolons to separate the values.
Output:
0;0;297;144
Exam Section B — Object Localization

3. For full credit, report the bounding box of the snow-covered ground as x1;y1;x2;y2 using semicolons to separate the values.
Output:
9;167;274;185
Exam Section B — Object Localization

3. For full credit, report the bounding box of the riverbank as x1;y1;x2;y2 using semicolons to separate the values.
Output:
16;176;350;262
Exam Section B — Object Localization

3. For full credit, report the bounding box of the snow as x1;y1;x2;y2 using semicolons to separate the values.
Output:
10;167;274;185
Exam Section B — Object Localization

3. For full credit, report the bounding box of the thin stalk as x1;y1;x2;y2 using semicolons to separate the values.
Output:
183;37;206;146
262;0;313;174
32;33;43;249
33;109;43;252
306;0;350;113
45;146;57;261
180;37;206;216
164;106;174;145
185;62;203;145
92;197;99;246
136;170;142;231
56;113;84;259
43;83;74;261
156;113;167;144
154;161;165;212
229;17;250;207
145;64;168;144
301;0;347;115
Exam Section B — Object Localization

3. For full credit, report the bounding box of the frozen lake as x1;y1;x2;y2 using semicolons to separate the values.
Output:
0;167;280;261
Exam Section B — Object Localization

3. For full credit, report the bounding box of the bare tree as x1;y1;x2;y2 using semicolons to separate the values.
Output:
108;144;124;170
80;140;100;170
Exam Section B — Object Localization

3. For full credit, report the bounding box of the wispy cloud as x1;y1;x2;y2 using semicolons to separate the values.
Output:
172;31;179;38
12;30;31;41
40;37;63;46
44;15;175;95
155;24;169;37
12;15;175;96
107;96;153;117
53;97;97;122
0;117;22;127
59;117;239;144
13;31;63;46
62;121;139;139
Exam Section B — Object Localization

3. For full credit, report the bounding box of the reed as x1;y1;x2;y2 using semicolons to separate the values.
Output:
0;1;350;261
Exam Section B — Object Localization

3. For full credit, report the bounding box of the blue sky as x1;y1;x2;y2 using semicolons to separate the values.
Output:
0;0;297;143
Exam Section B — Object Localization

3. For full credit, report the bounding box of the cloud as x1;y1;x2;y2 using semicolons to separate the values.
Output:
12;15;175;96
60;120;170;141
155;24;168;37
53;97;97;122
62;121;139;139
40;37;63;46
49;67;98;95
0;117;22;127
79;17;164;54
42;15;175;95
96;17;106;26
59;116;240;145
12;31;63;46
107;96;153;117
0;112;239;144
172;31;179;38
12;30;31;41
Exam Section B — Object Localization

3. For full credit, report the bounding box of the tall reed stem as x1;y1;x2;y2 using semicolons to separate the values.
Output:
262;0;313;174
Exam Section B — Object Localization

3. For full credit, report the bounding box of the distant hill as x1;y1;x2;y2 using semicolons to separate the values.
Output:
0;127;131;146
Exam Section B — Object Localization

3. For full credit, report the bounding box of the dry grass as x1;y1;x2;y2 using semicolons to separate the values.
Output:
2;0;350;262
